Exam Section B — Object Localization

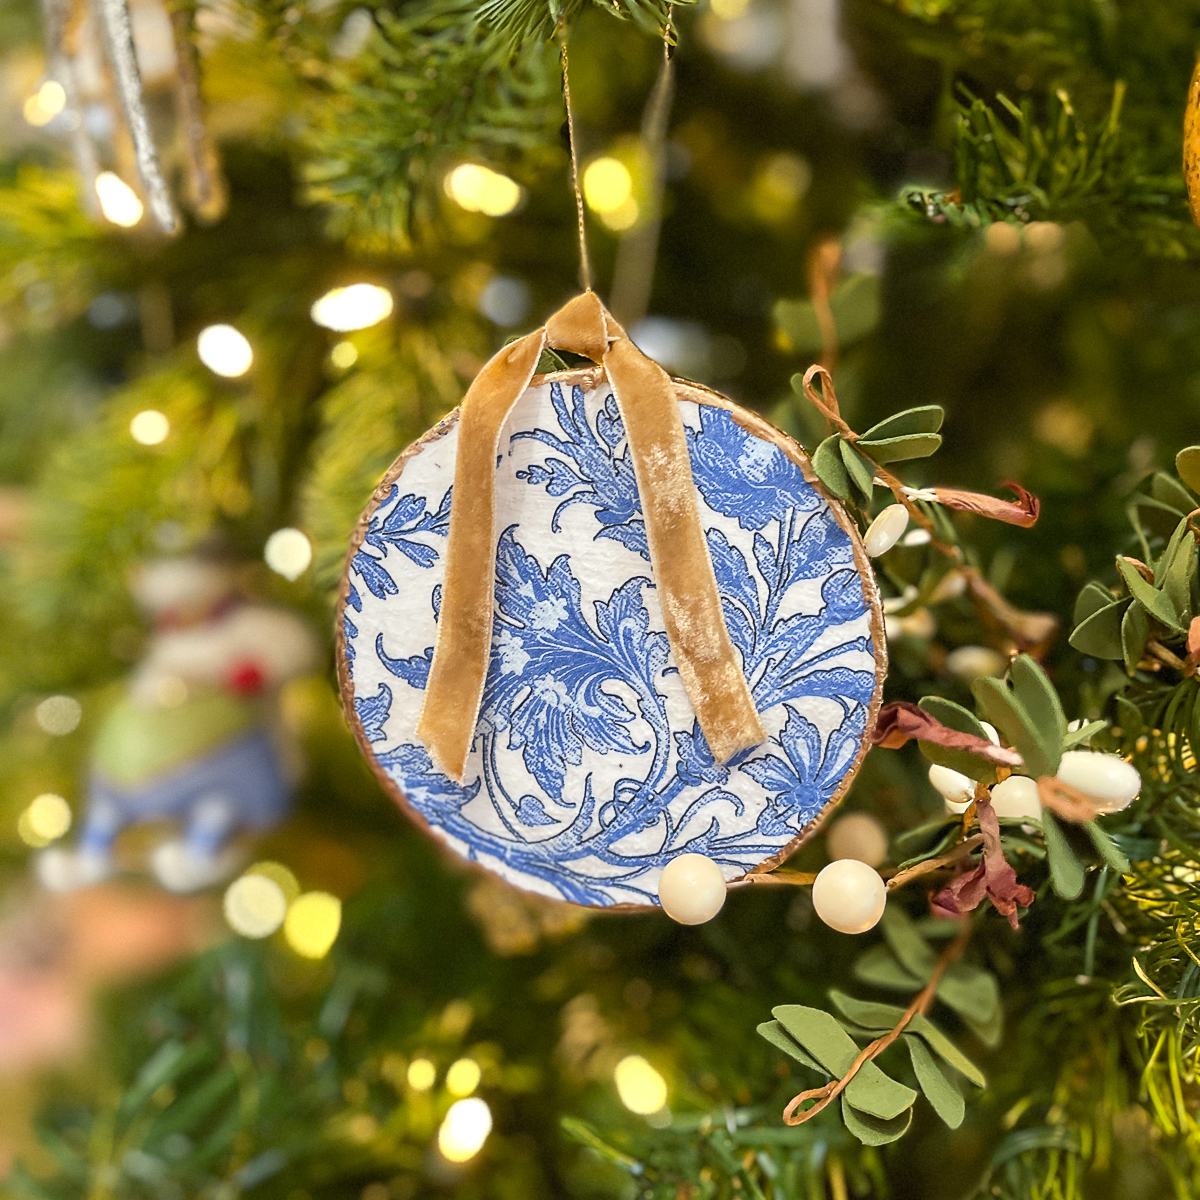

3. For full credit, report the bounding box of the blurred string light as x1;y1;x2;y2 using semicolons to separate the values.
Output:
197;324;253;377
444;163;522;217
284;891;341;958
264;527;312;580
437;1096;492;1163
130;409;170;445
330;340;358;369
35;695;82;735
446;1058;481;1096
223;872;288;938
613;1054;668;1114
311;284;393;332
18;793;71;847
582;157;638;231
95;172;143;228
407;1058;436;1090
709;0;749;16
23;80;65;127
246;860;300;903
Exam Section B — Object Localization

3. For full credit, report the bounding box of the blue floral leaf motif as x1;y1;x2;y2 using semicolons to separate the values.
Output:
596;391;624;448
754;569;872;709
706;528;758;662
687;407;820;530
355;683;392;744
593;577;669;687
481;529;650;794
343;611;359;663
513;384;649;560
514;794;559;827
783;509;854;588
743;706;868;830
363;486;450;568
352;550;398;599
674;722;730;787
753;531;776;588
375;741;479;813
375;634;433;689
347;582;362;614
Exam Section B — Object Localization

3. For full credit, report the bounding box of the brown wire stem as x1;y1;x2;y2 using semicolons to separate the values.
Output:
883;835;985;889
781;921;971;1126
559;35;593;293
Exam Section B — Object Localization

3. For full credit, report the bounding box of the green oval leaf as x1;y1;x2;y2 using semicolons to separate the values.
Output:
839;440;876;502
1069;599;1127;659
1176;445;1200;495
861;406;945;441
841;1095;913;1146
812;434;850;500
1042;812;1086;900
905;1035;965;1129
857;432;943;464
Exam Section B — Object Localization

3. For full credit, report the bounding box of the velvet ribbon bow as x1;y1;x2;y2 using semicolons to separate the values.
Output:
416;290;766;782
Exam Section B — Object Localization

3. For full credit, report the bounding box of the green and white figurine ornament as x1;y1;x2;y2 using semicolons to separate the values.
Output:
38;554;318;894
337;291;887;924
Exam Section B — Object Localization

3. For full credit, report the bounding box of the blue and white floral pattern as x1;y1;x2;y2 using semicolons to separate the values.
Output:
343;378;880;907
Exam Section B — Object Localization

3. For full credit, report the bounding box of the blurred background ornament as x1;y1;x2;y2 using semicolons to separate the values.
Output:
38;554;317;893
33;0;227;231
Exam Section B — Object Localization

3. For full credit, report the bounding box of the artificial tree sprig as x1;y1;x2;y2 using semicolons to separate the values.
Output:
778;920;971;1128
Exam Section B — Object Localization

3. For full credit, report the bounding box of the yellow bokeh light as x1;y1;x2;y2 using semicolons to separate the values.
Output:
709;0;750;17
130;409;169;445
614;1055;668;1115
95;172;144;228
407;1057;436;1090
444;163;522;217
446;1058;481;1097
197;324;253;378
35;695;81;735
18;793;71;847
245;860;301;904
264;527;312;581
311;284;394;332
284;891;342;959
223;873;288;938
24;80;66;127
583;157;633;215
437;1096;492;1163
330;340;358;368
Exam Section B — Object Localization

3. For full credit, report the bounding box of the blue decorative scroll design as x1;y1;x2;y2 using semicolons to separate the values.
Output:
349;384;875;905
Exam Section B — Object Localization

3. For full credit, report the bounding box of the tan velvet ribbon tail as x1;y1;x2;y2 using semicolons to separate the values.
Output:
419;290;764;782
415;330;547;780
602;331;764;762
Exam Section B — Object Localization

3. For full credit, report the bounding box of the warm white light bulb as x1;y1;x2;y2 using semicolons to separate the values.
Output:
19;793;72;846
444;163;522;217
95;172;144;228
614;1055;668;1114
130;409;170;445
23;80;66;126
197;324;253;377
284;891;341;958
310;284;394;332
264;527;312;580
437;1097;492;1163
223;873;288;938
35;695;82;735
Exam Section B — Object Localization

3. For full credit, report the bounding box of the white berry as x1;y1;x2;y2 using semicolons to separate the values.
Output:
812;860;887;934
1055;751;1141;813
990;774;1042;821
826;813;889;868
980;721;1000;746
658;853;727;924
864;505;909;557
929;763;974;813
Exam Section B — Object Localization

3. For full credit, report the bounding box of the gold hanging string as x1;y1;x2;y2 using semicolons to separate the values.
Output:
559;35;593;292
609;5;676;325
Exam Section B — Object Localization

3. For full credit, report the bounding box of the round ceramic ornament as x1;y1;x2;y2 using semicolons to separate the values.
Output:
336;294;885;909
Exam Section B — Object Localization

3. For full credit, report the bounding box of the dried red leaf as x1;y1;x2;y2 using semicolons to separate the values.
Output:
933;481;1040;528
872;701;1022;766
1188;616;1200;662
931;799;1035;929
